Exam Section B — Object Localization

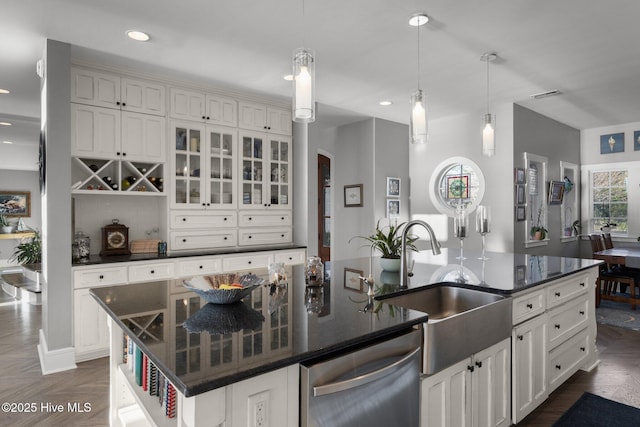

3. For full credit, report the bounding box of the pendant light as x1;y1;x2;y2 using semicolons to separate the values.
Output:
481;52;497;157
292;0;315;123
409;13;429;144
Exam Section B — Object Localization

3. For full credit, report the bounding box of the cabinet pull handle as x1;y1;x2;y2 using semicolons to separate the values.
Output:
467;365;474;372
579;310;585;315
555;364;562;370
580;347;586;352
555;292;561;297
555;324;561;329
475;361;482;368
580;282;585;287
526;303;533;309
517;335;523;341
99;275;104;280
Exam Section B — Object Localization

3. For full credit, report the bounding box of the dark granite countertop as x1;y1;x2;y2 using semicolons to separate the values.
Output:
90;249;601;397
73;244;306;267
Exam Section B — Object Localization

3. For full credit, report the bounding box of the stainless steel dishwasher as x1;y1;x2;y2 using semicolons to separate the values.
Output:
301;328;422;427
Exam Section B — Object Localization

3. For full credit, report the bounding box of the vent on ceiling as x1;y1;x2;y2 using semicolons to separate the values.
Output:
530;89;560;99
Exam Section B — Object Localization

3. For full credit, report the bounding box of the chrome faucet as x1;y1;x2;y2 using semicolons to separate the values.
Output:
400;219;441;287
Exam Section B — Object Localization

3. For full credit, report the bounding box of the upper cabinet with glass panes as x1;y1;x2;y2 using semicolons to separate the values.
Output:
238;131;292;210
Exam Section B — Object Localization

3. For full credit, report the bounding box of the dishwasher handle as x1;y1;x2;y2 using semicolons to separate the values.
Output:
313;347;420;397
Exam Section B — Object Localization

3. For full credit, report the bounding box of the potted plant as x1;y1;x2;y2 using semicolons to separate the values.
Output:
350;220;417;271
10;229;42;265
0;214;14;234
530;205;548;240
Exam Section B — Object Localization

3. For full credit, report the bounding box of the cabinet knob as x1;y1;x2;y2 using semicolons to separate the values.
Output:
526;303;533;309
263;126;267;130
517;335;523;341
99;275;104;280
224;217;228;221
182;239;187;242
267;126;271;130
206;116;210;120
116;101;121;106
182;218;187;222
248;260;252;264
467;365;474;372
202;116;206;120
206;203;210;206
580;282;585;287
288;257;293;260
248;235;252;239
475;361;482;368
555;292;561;297
199;265;203;269
579;310;585;315
116;152;121;156
555;324;561;329
122;152;126;156
224;237;228;240
555;364;562;370
281;234;285;238
150;270;155;274
580;347;586;352
281;217;285;220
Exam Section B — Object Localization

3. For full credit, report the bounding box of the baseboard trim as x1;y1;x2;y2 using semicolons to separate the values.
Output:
37;329;77;375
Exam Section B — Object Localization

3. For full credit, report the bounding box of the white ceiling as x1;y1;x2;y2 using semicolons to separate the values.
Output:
2;0;640;169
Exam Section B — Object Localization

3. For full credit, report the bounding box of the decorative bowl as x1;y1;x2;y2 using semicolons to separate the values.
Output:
183;303;265;335
183;273;265;304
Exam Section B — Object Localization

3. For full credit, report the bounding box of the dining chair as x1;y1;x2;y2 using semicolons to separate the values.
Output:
602;232;614;249
590;234;639;309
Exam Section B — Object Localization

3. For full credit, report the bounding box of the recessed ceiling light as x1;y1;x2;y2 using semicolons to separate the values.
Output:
283;74;294;81
0;88;9;94
409;13;429;26
3;141;13;144
126;30;150;42
379;101;393;106
0;122;12;126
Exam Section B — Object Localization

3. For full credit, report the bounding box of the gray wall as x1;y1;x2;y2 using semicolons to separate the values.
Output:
513;104;581;257
0;170;40;265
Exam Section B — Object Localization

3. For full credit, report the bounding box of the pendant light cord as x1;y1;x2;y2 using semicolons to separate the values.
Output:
417;21;421;89
486;56;490;113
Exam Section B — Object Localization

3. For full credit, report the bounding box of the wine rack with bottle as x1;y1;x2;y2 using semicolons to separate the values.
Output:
72;157;165;195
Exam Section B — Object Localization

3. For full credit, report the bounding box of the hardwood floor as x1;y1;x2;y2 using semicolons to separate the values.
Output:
0;298;638;426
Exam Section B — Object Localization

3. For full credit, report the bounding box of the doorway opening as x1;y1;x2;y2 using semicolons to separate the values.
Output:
317;154;331;273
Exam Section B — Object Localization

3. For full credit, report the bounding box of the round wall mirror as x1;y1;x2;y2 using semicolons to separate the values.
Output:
428;156;486;217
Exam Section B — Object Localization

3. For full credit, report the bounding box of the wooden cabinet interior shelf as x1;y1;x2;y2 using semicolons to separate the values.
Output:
0;232;36;240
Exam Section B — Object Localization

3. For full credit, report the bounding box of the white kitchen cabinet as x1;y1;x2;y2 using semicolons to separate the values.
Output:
71;103;121;159
170;88;237;127
170;210;237;229
239;131;291;210
512;313;548;424
421;338;510;427
238;227;291;246
71;68;166;116
171;121;237;209
169;229;237;251
74;287;111;361
127;261;175;284
121;111;166;162
238;102;291;136
548;329;590;392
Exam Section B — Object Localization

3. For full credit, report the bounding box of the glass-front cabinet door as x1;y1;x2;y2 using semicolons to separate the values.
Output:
172;122;237;209
239;131;292;209
173;122;204;208
208;126;236;208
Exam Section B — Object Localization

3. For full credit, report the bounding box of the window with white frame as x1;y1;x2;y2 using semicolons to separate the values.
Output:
582;161;640;238
591;169;628;233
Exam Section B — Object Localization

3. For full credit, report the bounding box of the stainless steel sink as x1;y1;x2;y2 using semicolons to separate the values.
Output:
378;284;512;374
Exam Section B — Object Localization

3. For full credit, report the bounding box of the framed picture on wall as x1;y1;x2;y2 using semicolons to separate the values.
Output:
634;130;640;151
600;132;624;154
548;181;565;205
386;177;401;197
386;199;400;218
344;268;364;292
344;184;363;207
515;185;525;206
515;206;526;222
514;168;526;184
0;191;31;217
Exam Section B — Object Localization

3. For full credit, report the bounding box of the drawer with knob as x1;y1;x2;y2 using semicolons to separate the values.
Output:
546;274;589;309
274;249;306;266
73;266;127;289
547;295;589;349
238;228;291;246
170;230;237;251
128;262;175;283
223;253;273;272
170;210;237;229
176;257;222;278
238;211;292;227
548;329;589;392
513;288;546;325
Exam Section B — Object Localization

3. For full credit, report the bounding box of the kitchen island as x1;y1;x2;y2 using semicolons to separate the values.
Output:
92;250;602;426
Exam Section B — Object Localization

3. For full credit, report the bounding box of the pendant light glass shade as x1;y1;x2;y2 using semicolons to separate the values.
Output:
410;89;428;144
293;48;315;123
482;113;495;157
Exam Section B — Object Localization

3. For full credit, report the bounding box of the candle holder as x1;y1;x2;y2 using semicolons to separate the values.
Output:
454;209;468;260
475;205;491;260
268;262;287;287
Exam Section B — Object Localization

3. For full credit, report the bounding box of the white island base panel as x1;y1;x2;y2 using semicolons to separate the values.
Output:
108;318;299;427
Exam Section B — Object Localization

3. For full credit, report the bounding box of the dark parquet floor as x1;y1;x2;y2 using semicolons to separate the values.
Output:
0;297;638;426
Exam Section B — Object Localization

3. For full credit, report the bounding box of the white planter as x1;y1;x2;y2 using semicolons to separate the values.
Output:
1;225;15;234
379;257;401;272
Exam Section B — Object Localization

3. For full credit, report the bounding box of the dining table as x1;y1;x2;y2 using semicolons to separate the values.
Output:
593;247;640;269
